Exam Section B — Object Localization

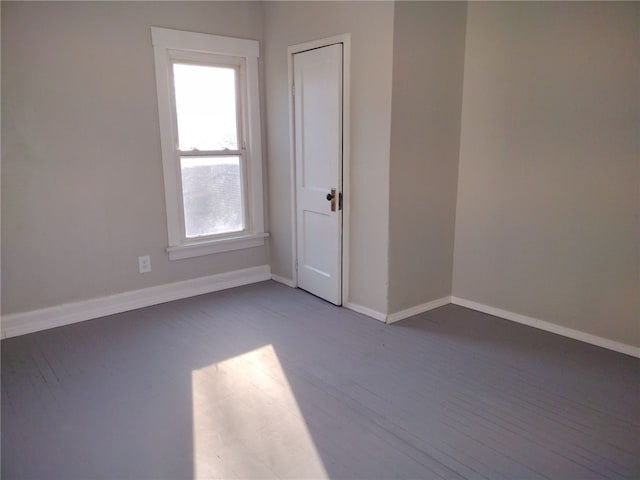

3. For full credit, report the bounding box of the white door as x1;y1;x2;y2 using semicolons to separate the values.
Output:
294;43;343;305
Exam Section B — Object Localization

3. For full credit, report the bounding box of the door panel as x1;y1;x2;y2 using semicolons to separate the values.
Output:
294;43;343;305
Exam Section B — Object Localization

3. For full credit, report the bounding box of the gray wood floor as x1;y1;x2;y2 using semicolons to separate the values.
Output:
2;281;639;479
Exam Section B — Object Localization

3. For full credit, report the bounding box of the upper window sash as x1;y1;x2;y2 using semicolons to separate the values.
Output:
170;59;244;153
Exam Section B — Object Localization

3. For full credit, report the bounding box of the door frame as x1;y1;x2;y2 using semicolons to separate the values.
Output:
287;34;351;305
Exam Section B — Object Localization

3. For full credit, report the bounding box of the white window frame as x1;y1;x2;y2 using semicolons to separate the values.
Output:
151;27;266;260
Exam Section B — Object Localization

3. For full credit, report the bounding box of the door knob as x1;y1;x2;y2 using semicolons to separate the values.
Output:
327;188;337;212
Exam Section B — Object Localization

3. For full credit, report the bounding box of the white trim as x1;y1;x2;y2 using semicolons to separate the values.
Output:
244;50;265;238
153;44;182;246
386;296;452;324
287;34;351;304
344;302;386;323
288;34;351;55
151;27;258;58
1;266;271;339
451;297;640;358
167;233;268;260
341;37;352;307
151;27;265;259
271;274;296;288
346;296;451;325
287;48;298;288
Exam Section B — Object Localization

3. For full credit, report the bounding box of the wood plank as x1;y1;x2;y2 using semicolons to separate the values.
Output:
2;281;639;479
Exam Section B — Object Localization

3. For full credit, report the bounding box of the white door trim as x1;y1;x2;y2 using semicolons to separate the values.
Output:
287;34;351;305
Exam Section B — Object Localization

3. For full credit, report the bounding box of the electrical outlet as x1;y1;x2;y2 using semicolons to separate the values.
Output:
138;255;151;273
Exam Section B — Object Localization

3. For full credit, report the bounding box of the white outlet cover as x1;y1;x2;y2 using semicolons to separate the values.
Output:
138;255;151;273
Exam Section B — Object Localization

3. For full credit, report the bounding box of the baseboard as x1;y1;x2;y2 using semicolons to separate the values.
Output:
451;296;640;358
387;296;452;324
1;265;272;339
345;297;451;325
271;274;296;288
344;302;386;323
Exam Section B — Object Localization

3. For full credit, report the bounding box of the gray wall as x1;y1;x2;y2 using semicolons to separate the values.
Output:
388;1;467;314
3;1;637;349
453;2;640;346
2;1;268;315
263;1;394;315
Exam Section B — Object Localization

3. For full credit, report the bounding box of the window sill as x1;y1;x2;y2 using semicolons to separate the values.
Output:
166;232;269;260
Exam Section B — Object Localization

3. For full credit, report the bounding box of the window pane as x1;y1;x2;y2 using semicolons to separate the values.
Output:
181;156;244;238
173;63;238;151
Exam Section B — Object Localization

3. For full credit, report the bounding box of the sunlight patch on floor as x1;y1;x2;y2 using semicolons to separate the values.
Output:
192;344;329;479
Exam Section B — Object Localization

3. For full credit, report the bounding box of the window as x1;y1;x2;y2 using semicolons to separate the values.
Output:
151;27;266;260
